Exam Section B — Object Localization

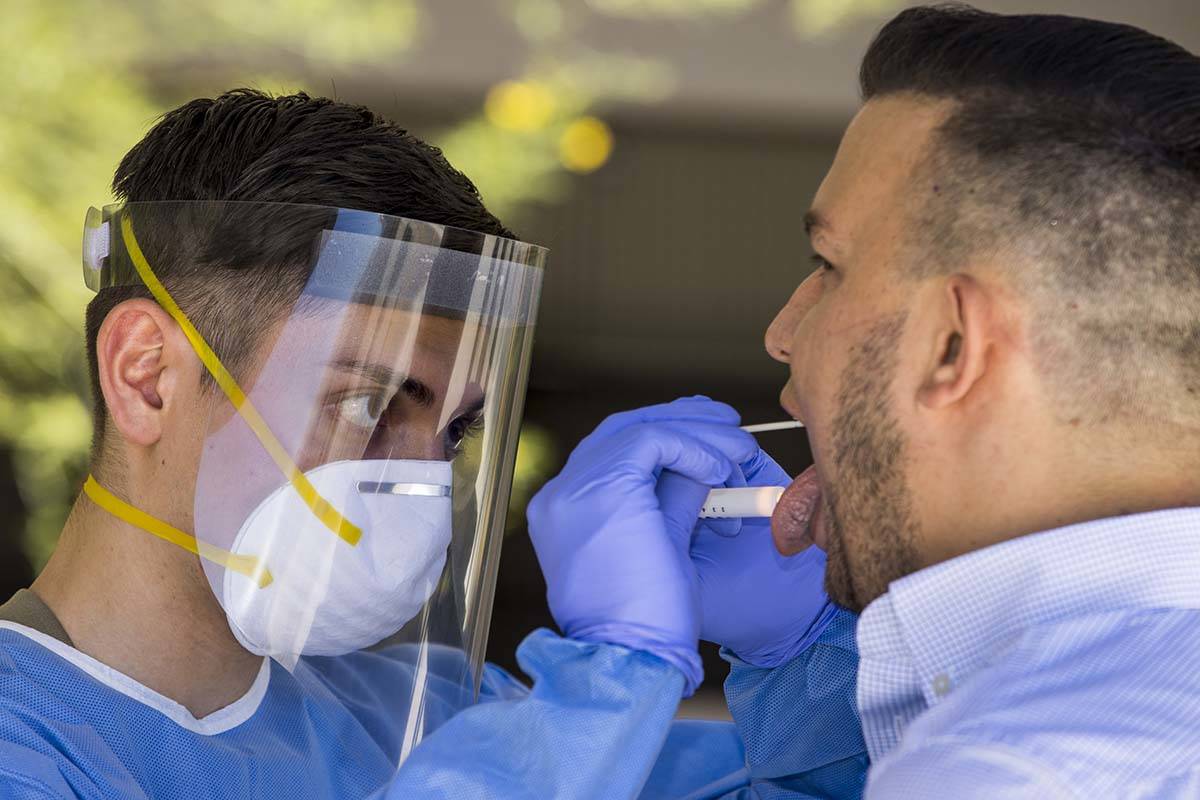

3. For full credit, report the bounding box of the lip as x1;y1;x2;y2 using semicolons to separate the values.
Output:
779;386;805;425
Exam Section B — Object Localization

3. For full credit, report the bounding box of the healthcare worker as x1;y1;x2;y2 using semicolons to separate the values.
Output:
0;90;775;799
529;5;1200;799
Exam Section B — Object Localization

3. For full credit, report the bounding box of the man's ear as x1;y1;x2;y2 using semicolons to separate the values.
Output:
917;274;995;412
96;299;192;448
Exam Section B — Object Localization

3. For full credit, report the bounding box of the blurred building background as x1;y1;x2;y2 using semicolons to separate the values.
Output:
2;0;1197;715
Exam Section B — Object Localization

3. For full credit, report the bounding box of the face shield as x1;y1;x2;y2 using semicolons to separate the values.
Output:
81;200;544;752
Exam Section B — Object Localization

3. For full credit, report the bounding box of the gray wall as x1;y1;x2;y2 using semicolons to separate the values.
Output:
454;112;844;695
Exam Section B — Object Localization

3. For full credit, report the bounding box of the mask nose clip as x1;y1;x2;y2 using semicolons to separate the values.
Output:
356;481;451;497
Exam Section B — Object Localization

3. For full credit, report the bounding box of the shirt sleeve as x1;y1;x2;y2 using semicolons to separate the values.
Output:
864;738;1080;799
381;628;689;800
0;741;81;800
722;607;870;799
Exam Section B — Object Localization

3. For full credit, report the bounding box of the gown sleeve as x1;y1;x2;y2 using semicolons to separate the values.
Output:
381;611;868;799
719;607;869;799
381;628;690;799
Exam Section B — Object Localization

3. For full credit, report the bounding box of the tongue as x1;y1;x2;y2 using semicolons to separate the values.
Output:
771;465;824;555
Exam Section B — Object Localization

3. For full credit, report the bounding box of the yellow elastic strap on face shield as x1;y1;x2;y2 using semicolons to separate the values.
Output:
118;215;362;546
83;476;273;588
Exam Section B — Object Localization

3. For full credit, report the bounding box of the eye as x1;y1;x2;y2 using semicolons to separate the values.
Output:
444;414;484;455
335;393;387;430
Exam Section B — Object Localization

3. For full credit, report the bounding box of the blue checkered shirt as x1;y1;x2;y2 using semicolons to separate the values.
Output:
856;507;1200;798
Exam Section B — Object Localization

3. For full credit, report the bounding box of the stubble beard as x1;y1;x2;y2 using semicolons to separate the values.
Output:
821;312;922;614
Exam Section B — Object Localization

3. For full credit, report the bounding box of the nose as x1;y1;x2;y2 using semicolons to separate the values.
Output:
411;434;449;462
368;428;449;462
765;273;820;363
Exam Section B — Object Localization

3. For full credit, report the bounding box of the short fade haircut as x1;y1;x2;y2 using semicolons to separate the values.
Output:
861;5;1200;426
86;89;513;455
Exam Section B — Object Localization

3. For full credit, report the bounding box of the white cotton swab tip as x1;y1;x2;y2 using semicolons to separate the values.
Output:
740;420;804;433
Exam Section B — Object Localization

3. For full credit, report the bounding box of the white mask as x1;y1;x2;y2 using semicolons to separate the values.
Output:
220;459;453;668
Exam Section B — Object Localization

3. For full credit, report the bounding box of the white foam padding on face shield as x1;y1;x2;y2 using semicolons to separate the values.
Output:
83;220;110;280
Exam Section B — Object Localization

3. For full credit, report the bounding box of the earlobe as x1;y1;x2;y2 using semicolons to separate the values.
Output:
918;276;991;412
97;299;178;448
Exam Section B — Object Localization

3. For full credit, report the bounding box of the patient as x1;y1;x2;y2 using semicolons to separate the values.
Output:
529;5;1200;797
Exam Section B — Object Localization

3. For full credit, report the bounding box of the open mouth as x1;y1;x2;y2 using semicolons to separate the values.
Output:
771;464;827;555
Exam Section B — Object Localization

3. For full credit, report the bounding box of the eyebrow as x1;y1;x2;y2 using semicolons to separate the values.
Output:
331;358;436;409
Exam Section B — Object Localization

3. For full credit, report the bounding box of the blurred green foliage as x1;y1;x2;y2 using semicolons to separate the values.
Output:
2;1;151;565
1;0;427;565
0;0;896;568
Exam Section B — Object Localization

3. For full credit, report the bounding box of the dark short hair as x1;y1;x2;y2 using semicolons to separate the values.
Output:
859;4;1200;424
86;89;512;454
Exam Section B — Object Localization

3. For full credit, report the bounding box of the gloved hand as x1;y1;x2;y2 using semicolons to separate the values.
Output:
527;397;758;696
658;448;836;668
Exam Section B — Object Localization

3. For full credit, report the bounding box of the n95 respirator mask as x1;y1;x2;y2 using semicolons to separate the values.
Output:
220;459;453;666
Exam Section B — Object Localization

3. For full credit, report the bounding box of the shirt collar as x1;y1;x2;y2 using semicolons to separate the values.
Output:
862;506;1200;701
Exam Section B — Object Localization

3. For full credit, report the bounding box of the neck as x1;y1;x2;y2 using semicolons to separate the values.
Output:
924;428;1200;567
32;492;263;717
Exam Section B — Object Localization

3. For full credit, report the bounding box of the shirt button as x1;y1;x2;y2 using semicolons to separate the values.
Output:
932;673;953;698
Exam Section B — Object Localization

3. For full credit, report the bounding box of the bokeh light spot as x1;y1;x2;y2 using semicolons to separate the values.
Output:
485;81;558;132
558;116;614;173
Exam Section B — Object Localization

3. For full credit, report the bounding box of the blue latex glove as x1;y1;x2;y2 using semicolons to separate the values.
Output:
527;396;758;696
658;448;837;668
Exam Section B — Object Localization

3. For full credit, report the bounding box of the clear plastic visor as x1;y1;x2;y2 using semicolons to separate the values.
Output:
83;200;544;763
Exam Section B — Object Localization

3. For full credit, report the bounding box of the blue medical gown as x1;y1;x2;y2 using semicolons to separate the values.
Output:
0;610;867;799
388;608;868;799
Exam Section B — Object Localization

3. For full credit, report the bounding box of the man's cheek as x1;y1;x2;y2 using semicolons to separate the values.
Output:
788;317;818;380
792;323;838;407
